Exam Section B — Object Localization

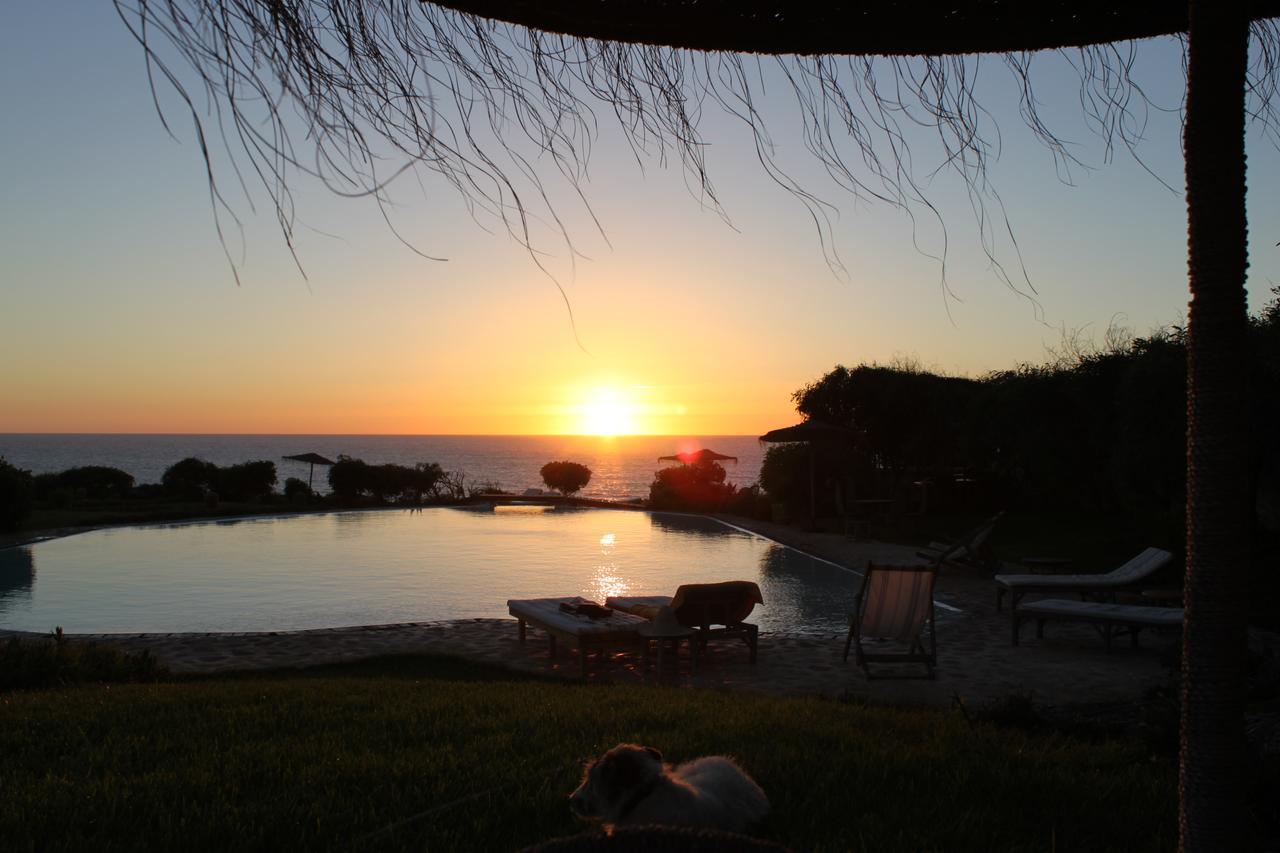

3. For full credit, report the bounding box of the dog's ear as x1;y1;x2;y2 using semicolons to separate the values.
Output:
644;746;662;763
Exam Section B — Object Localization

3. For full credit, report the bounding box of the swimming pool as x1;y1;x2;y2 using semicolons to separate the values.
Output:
0;507;863;636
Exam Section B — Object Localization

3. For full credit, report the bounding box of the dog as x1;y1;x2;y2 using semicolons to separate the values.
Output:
569;744;769;834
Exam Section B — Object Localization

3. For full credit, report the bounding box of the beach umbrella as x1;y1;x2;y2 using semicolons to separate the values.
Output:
759;420;863;445
281;452;336;491
759;420;863;526
657;449;738;465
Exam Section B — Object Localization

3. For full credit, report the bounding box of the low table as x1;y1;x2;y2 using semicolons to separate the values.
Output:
507;598;649;677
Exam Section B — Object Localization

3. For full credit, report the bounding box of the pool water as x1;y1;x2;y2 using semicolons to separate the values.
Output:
0;507;862;635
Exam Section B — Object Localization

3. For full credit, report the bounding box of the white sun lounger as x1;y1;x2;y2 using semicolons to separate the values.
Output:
1012;598;1183;650
994;546;1174;611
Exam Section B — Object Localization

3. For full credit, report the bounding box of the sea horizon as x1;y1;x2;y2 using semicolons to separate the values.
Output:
0;433;769;502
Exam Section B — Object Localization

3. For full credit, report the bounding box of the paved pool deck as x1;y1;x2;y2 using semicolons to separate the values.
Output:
0;516;1180;708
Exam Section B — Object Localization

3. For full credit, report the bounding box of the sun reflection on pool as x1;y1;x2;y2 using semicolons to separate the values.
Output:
589;567;630;602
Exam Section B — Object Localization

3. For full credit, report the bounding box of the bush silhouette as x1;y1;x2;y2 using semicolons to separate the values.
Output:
218;461;277;501
39;466;135;500
0;458;34;532
648;461;736;511
540;461;592;495
162;458;221;500
328;457;447;503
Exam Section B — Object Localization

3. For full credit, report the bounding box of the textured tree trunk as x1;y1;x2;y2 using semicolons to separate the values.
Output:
1180;2;1252;850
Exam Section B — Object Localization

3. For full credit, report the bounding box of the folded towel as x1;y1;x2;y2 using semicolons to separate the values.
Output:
559;598;613;619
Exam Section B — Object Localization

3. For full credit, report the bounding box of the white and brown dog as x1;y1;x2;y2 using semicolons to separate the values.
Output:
569;744;770;833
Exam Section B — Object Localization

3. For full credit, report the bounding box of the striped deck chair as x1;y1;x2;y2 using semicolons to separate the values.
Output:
843;563;938;678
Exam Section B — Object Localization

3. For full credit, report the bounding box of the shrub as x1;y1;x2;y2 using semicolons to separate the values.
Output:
51;466;135;499
469;480;513;496
648;461;737;511
162;457;221;500
758;443;811;513
0;458;35;532
408;462;446;501
328;458;448;503
218;460;277;501
725;483;770;519
328;456;369;500
0;628;168;691
283;477;311;501
540;461;592;496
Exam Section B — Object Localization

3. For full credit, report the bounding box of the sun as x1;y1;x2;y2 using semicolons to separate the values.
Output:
578;388;638;436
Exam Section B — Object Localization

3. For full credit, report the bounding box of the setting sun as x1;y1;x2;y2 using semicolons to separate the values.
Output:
577;388;638;436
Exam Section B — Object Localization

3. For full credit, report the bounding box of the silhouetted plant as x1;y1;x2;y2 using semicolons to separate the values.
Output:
327;456;368;500
283;477;311;501
788;317;1278;523
33;466;135;501
217;460;277;501
758;444;812;515
1;630;168;691
540;461;592;496
0;458;35;532
648;461;736;512
327;457;448;503
162;457;221;501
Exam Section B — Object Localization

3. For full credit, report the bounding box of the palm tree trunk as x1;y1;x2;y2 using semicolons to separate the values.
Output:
1180;2;1253;849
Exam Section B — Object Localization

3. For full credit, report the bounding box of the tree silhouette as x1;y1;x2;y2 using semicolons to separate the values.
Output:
111;2;1280;847
540;461;592;495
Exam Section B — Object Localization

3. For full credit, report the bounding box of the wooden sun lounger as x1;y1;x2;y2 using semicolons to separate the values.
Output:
608;581;763;664
1011;598;1183;650
507;597;648;677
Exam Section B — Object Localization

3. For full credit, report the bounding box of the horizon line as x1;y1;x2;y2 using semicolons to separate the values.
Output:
0;431;769;438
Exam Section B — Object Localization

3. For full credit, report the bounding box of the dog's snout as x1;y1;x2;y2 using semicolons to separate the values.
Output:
568;791;587;815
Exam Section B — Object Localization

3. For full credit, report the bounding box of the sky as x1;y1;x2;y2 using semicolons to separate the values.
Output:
2;4;1279;436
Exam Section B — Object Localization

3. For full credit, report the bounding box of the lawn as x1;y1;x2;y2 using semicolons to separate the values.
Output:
0;655;1176;852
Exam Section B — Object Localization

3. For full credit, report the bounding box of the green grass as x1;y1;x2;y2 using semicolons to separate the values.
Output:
0;655;1176;852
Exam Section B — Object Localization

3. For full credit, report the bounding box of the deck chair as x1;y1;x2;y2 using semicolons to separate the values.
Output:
607;581;764;664
993;546;1174;612
843;564;938;679
916;511;1005;568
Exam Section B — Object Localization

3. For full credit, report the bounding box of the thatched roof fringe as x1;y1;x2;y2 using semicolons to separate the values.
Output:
430;1;1280;56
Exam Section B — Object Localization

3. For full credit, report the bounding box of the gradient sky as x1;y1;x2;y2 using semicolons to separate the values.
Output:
2;4;1279;435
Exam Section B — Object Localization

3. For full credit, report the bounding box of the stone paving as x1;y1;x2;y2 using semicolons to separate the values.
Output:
1;517;1181;708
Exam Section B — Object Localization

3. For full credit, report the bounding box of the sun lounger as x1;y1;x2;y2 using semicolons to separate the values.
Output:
994;546;1174;611
607;581;763;664
1012;598;1183;650
916;511;1004;568
843;563;938;678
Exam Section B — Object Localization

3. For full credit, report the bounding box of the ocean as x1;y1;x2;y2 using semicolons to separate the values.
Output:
0;434;766;503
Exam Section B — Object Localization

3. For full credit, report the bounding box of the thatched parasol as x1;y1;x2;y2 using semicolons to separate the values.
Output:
657;449;738;465
759;420;864;526
121;1;1279;844
282;452;336;491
